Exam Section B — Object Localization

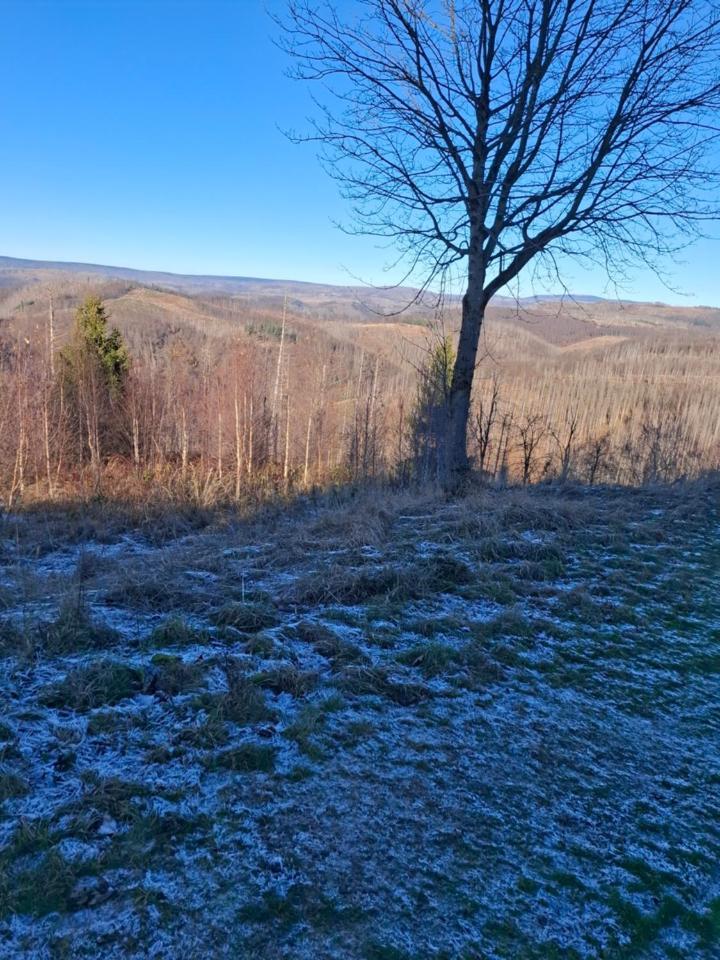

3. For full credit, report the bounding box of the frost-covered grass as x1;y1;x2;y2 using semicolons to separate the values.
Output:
0;479;719;958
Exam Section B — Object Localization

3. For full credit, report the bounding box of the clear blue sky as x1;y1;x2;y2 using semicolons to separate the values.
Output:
1;0;719;305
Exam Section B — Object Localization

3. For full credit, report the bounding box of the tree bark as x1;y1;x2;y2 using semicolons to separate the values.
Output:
446;250;485;486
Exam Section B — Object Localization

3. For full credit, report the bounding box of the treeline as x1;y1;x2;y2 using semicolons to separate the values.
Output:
0;295;402;506
0;295;718;507
406;336;718;487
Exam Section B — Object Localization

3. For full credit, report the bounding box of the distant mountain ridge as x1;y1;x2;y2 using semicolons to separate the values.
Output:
0;253;607;307
0;255;329;291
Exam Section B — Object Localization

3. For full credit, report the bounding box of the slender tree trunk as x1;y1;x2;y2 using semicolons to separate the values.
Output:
48;294;56;378
43;391;54;499
55;379;65;486
303;413;312;487
283;395;291;491
247;395;254;479
234;387;242;500
132;412;140;470
447;253;486;486
271;296;287;459
216;405;223;480
180;407;188;479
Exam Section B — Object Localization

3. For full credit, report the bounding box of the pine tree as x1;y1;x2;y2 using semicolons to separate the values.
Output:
59;296;130;472
410;337;454;482
68;296;129;392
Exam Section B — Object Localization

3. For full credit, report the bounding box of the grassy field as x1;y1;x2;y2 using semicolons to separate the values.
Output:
0;478;719;958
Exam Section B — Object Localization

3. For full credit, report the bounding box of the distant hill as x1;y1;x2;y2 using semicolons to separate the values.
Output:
0;254;444;317
0;253;606;312
1;253;719;347
0;252;718;503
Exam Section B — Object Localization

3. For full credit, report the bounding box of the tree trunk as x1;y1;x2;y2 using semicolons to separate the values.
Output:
446;281;485;487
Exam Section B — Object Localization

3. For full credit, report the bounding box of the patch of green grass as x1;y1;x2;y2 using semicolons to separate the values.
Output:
53;750;76;773
456;642;506;687
291;564;406;605
253;664;318;698
37;599;119;655
491;642;527;668
6;849;81;918
516;874;541;895
462;571;520;604
284;763;314;781
282;709;326;758
406;614;467;639
0;820;59;918
108;808;207;867
295;620;368;668
0;722;16;742
194;661;272;725
363;943;414;960
294;553;475;607
415;552;474;592
471;607;534;642
553;586;635;626
1;601;117;658
239;882;362;930
281;696;343;757
294;620;338;645
0;766;29;801
104;576;203;613
143;744;180;764
150;653;206;696
243;632;276;657
212;600;279;633
339;717;375;747
396;641;457;677
86;709;130;736
0;739;21;763
144;617;210;648
4;817;54;858
319;691;345;712
507;555;566;582
323;607;360;627
341;666;430;706
607;888;690;956
82;775;150;824
208;742;276;773
42;659;145;711
0;619;32;657
174;715;230;749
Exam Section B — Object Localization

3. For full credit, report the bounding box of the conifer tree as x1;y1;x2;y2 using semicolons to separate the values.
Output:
59;296;130;472
410;336;454;482
68;296;129;392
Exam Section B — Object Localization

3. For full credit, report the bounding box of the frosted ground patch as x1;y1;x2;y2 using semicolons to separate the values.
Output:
0;483;718;959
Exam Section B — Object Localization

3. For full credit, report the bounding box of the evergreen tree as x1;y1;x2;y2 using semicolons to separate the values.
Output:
59;296;130;471
410;336;454;482
67;296;129;391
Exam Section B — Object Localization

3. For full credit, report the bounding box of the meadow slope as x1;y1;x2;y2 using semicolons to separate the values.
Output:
0;479;718;958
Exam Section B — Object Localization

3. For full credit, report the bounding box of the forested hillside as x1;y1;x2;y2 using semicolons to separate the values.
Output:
1;257;718;506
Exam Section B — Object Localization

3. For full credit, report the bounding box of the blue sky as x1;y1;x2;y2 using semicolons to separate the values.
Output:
1;0;719;305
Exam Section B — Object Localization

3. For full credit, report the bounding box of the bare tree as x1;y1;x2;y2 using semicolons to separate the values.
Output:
283;0;720;484
550;406;580;482
472;374;502;476
517;411;549;483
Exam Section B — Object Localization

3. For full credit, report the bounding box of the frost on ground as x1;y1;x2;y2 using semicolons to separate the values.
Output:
0;481;719;959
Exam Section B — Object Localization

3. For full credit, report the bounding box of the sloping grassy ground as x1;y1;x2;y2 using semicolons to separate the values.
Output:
0;479;718;959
